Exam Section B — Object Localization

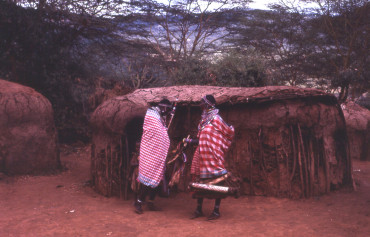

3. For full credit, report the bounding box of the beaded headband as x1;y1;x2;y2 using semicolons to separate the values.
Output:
158;103;172;108
202;96;215;107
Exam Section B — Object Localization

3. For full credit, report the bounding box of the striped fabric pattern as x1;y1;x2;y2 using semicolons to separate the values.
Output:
137;107;170;188
191;114;234;178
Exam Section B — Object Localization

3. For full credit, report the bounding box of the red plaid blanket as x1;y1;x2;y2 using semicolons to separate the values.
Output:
191;114;234;178
137;107;170;188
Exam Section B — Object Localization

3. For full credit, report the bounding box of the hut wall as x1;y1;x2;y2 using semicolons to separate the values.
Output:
91;129;126;198
0;79;60;175
222;98;350;198
90;93;351;199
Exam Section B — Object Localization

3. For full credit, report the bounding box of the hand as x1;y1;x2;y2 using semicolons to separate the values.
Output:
183;138;192;143
191;175;200;183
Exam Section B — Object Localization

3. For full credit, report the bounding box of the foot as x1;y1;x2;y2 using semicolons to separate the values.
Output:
190;210;204;219
207;211;220;220
147;202;162;211
134;202;143;214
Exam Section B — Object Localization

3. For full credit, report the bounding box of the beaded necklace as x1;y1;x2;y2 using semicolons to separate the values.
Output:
150;106;167;128
198;108;219;131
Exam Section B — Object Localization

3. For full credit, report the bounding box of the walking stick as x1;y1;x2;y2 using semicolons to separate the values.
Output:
167;98;178;129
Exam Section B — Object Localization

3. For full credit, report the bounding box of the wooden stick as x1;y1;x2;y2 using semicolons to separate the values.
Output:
119;137;123;199
309;139;315;196
296;126;305;198
289;126;297;183
91;144;96;185
323;142;330;193
316;138;320;194
274;141;280;195
124;136;130;200
108;145;112;197
297;123;309;197
258;127;271;195
105;147;109;195
249;141;254;195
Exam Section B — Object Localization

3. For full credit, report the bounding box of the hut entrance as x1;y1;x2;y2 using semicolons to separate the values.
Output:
125;117;144;156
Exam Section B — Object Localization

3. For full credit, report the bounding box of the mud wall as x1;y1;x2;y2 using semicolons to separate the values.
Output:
222;98;351;198
0;80;60;175
342;101;370;161
91;97;351;199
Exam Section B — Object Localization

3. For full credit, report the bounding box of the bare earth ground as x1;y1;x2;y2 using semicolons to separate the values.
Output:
1;145;369;237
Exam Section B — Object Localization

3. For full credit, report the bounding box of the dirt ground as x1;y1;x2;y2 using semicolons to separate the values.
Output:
1;145;369;237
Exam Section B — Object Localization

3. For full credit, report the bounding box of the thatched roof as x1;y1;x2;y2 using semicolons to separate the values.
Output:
90;85;334;134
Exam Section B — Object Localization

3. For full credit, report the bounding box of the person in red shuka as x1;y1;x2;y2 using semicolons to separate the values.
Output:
187;95;235;220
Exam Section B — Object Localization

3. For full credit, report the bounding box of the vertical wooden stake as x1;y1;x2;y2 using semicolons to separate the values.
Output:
119;137;123;199
289;126;297;198
309;139;315;196
249;141;254;195
274;141;280;196
124;136;130;200
297;123;309;197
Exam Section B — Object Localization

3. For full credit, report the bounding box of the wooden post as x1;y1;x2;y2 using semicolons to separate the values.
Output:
296;127;305;198
91;144;96;185
297;124;309;197
274;141;280;196
105;147;109;195
124;136;130;200
249;141;254;195
119;137;123;199
309;139;315;196
289;126;297;198
108;145;112;197
258;127;271;195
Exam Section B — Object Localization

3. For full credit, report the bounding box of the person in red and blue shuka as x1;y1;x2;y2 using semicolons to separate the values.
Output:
186;95;235;220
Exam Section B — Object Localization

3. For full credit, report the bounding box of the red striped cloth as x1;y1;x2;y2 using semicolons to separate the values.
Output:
191;114;234;178
137;107;170;188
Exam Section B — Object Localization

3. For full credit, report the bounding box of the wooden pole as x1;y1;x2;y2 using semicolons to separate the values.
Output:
289;126;297;198
119;137;123;199
105;147;109;195
91;144;96;185
309;139;315;196
274;141;280;196
249;141;254;195
297;124;309;197
296;126;305;198
258;127;271;195
323;142;330;193
108;145;112;197
124;136;130;200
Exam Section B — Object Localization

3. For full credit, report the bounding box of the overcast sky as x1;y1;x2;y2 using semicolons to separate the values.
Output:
249;0;278;10
155;1;282;10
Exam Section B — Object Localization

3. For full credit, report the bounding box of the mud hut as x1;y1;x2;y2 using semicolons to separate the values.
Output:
342;101;370;161
0;79;60;175
90;86;352;199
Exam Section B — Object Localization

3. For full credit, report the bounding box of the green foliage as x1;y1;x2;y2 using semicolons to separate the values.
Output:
0;1;134;143
170;50;267;87
170;57;211;85
210;50;267;87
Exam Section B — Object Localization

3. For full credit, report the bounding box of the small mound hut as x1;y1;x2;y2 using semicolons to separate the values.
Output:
90;86;352;199
0;79;60;175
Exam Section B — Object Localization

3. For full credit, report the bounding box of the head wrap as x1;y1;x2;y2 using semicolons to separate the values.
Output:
202;95;215;108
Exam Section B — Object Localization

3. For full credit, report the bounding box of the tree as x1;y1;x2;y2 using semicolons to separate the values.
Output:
274;0;370;102
0;1;144;143
126;0;253;80
225;7;314;86
307;0;369;102
210;49;267;87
